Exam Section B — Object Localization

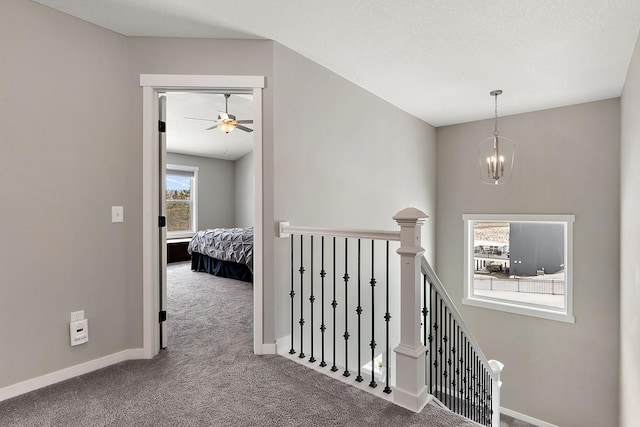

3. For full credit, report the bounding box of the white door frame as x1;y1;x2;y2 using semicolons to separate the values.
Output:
140;74;266;358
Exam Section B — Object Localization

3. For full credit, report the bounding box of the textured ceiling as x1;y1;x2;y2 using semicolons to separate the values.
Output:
34;0;640;126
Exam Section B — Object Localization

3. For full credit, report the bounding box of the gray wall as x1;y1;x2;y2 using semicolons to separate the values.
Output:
166;152;236;230
0;1;276;389
271;44;437;349
620;31;640;427
234;151;254;227
0;0;134;387
436;99;620;427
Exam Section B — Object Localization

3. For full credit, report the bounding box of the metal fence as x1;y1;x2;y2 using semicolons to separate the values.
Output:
473;277;565;295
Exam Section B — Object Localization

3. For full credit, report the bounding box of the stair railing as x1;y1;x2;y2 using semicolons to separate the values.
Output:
278;207;503;427
421;257;503;426
278;221;401;394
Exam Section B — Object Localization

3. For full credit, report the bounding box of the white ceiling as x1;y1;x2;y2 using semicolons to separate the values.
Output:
35;0;640;126
165;92;253;161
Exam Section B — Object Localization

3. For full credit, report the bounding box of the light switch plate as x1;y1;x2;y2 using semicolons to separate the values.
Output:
70;310;84;322
112;206;124;223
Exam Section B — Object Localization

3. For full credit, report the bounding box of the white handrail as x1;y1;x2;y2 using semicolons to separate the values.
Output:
278;222;401;242
421;256;499;382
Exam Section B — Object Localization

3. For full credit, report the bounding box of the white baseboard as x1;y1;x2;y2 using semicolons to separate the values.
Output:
502;407;558;427
0;348;145;402
275;335;291;355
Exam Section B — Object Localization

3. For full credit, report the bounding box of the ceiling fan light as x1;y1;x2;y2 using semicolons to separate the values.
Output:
219;121;236;133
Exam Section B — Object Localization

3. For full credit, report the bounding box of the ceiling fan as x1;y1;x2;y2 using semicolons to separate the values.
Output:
185;94;253;133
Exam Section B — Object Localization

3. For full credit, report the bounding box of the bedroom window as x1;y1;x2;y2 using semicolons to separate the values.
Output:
462;214;575;323
166;164;198;237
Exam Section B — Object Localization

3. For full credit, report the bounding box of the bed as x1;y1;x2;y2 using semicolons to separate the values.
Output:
188;227;254;283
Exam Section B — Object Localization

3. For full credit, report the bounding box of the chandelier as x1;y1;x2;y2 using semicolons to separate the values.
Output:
478;90;515;185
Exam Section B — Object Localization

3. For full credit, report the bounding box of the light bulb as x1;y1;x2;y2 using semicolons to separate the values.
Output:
219;122;236;133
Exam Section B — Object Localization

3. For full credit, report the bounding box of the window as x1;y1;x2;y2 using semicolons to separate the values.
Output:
463;214;575;323
166;164;198;237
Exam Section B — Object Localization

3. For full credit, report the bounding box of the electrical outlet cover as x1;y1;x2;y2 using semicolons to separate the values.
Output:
70;319;88;346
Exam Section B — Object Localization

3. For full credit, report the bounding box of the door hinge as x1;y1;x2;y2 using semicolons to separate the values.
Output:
158;216;166;227
159;310;167;323
158;121;166;133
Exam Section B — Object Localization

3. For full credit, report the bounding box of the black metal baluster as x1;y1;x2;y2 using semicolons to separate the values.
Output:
355;239;363;382
480;367;485;424
429;282;434;395
383;241;392;394
319;236;327;367
453;321;460;414
483;361;487;425
422;275;428;386
447;310;452;410
453;324;458;415
478;361;487;425
480;358;484;424
460;331;468;416
439;298;444;402
473;351;478;422
433;290;439;400
309;236;316;363
442;305;447;407
464;337;470;419
489;372;494;425
444;307;450;409
470;341;474;421
299;235;306;359
471;352;475;422
331;237;339;372
460;335;465;418
343;238;351;377
451;315;456;413
461;333;465;418
471;342;476;421
478;356;483;423
480;357;485;424
456;321;460;415
470;353;475;422
369;240;377;388
484;367;489;425
289;235;296;355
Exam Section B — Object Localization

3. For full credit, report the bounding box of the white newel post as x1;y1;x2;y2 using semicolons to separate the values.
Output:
489;360;504;427
392;207;429;412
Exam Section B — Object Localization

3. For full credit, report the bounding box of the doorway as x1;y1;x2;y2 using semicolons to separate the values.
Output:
140;74;265;358
162;91;256;348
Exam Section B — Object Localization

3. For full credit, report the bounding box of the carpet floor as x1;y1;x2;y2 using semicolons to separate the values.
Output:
0;262;505;426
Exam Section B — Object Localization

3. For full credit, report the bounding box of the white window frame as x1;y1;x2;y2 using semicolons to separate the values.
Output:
462;214;575;323
166;164;198;239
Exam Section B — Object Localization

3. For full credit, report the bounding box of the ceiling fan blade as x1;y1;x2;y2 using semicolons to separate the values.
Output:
205;125;218;130
235;124;254;133
185;117;217;122
236;120;253;124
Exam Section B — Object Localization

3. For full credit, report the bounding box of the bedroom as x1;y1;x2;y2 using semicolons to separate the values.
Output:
163;91;255;340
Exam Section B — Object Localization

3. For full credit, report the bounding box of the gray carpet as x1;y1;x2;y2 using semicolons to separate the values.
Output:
0;262;511;426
